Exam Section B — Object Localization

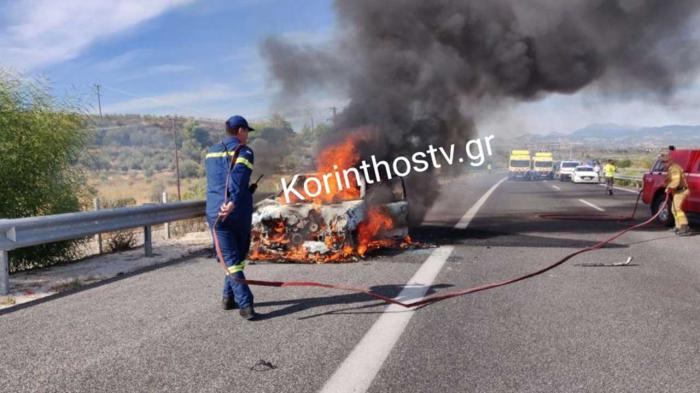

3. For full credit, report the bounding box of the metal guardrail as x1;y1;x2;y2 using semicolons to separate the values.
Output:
0;200;205;295
614;175;644;186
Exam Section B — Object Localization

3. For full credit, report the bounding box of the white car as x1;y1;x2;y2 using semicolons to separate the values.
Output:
556;160;581;181
572;165;600;184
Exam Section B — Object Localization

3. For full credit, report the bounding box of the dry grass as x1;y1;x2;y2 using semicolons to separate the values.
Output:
88;170;203;204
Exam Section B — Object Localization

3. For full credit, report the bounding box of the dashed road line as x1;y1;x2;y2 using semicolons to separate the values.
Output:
552;185;561;191
578;198;605;212
320;177;507;393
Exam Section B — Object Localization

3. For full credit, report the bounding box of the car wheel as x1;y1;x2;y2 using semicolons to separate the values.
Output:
651;191;674;227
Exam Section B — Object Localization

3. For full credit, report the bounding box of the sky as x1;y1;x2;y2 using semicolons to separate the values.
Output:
1;0;699;135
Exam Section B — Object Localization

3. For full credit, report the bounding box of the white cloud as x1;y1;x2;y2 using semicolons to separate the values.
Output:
0;0;195;70
92;49;151;71
102;85;264;116
115;63;194;82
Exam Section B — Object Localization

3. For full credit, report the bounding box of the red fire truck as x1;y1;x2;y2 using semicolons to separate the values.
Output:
642;149;700;226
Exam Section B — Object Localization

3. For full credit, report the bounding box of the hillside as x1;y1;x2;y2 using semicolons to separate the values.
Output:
81;114;319;203
566;124;700;148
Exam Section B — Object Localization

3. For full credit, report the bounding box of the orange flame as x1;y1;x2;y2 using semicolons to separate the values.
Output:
356;207;394;256
253;131;415;263
278;134;366;205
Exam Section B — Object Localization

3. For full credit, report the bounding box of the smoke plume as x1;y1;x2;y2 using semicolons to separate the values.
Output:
262;0;700;224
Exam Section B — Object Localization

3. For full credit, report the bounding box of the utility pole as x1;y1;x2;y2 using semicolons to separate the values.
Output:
308;109;315;130
171;116;182;201
95;84;103;118
330;106;337;123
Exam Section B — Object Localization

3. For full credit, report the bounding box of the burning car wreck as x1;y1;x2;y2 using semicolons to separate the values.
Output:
249;173;411;263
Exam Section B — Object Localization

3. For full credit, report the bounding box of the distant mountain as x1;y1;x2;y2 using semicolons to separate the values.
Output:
571;124;700;141
524;123;700;149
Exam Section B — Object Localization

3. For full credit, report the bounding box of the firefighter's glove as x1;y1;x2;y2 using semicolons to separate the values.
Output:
249;183;257;194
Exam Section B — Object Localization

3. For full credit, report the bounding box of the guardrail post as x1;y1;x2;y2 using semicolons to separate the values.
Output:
93;198;103;254
162;192;170;239
144;225;153;257
1;250;9;296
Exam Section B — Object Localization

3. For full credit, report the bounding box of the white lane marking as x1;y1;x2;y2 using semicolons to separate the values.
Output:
597;183;640;194
319;246;454;393
552;185;561;191
454;177;508;229
320;177;507;393
578;198;605;212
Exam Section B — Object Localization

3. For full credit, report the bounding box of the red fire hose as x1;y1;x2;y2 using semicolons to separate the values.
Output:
213;161;668;308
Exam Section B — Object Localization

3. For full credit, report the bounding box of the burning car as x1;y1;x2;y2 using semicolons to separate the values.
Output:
249;173;410;263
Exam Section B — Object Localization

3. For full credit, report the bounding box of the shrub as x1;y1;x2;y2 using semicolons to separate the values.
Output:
617;159;632;168
105;230;137;252
100;198;138;252
0;70;89;272
180;159;202;178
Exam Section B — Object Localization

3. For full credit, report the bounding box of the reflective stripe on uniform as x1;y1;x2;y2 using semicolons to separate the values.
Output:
205;151;236;159
205;152;253;170
227;263;247;274
235;157;254;170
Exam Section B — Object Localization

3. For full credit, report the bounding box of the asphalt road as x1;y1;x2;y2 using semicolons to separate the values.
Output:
2;173;699;393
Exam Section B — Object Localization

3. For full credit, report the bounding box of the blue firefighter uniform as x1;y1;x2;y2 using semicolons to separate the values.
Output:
205;135;255;309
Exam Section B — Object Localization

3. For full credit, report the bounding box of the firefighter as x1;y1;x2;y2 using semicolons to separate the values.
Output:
205;115;257;320
603;159;616;195
662;153;691;236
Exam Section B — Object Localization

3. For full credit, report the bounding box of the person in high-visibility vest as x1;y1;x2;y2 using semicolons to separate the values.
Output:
662;153;691;236
205;115;258;320
603;159;617;195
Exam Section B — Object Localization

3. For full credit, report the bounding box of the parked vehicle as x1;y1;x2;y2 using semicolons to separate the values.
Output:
530;152;554;180
572;165;600;184
556;160;581;182
508;150;531;180
642;149;700;226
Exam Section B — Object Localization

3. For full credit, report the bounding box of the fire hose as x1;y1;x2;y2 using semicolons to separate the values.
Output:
213;150;668;308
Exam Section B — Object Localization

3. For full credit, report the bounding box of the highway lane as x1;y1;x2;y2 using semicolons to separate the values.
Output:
371;178;700;393
1;174;698;392
0;174;500;393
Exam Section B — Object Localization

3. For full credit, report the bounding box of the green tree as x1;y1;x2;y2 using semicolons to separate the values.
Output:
0;70;89;271
183;119;211;148
181;138;204;162
180;159;202;178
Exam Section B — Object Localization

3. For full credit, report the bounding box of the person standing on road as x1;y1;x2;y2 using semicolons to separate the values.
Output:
205;115;258;320
662;153;691;236
593;161;602;183
603;159;616;195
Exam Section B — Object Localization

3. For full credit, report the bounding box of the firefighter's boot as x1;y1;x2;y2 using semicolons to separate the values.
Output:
222;296;238;310
239;305;258;320
676;225;691;236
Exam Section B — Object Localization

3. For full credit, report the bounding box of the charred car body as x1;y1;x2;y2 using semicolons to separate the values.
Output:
249;174;409;263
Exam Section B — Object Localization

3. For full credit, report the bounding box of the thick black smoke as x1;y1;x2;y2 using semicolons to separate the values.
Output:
262;0;700;224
